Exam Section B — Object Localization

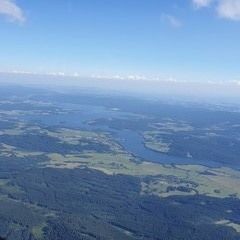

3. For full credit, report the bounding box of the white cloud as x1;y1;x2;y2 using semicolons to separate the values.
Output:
161;13;182;28
91;73;179;82
0;0;25;23
217;0;240;20
193;0;213;8
192;0;240;21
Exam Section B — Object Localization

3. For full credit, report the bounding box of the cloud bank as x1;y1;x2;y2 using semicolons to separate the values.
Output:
0;0;25;23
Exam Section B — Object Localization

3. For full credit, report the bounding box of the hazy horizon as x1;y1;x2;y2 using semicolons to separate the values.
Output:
0;72;240;105
1;0;240;92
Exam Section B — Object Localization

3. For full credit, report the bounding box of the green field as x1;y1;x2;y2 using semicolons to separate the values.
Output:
1;124;240;200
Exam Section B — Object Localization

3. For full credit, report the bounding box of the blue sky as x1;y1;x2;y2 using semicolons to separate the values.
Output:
0;0;240;82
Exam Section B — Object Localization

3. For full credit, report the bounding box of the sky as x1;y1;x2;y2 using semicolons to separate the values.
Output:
0;0;240;83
